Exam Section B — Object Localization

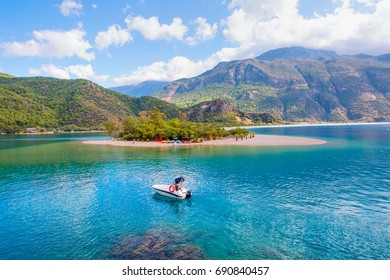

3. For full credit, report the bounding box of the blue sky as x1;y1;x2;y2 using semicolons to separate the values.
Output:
0;0;389;87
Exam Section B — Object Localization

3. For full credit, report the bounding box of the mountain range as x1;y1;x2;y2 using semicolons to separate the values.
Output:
155;47;390;122
1;47;389;133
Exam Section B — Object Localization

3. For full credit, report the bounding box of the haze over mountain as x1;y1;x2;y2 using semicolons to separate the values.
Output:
110;81;169;97
155;47;390;122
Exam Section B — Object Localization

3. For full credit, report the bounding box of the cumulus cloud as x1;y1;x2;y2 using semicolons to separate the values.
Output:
125;16;188;41
29;64;70;79
112;46;245;85
66;64;109;81
60;0;83;16
223;0;390;55
125;15;218;45
186;17;218;46
113;56;206;85
1;27;95;61
95;24;132;51
29;64;108;82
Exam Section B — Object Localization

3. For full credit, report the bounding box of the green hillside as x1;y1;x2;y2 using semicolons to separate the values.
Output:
0;76;180;133
0;72;15;78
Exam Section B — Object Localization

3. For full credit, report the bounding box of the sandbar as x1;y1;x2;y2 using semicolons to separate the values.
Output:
83;135;326;147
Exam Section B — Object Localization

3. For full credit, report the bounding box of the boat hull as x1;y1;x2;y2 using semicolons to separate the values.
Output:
152;184;190;199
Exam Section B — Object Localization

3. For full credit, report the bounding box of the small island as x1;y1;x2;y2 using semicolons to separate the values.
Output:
103;107;254;142
83;107;326;147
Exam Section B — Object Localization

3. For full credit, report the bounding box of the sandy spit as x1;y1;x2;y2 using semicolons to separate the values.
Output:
83;135;326;148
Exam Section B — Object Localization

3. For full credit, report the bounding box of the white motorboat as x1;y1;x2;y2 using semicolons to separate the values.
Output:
152;184;192;199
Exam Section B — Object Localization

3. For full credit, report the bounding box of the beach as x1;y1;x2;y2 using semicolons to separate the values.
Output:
83;134;326;147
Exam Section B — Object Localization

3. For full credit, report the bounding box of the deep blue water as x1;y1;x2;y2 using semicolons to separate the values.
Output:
0;124;389;260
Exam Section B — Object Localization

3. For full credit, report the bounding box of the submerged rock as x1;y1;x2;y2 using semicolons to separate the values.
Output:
109;229;205;260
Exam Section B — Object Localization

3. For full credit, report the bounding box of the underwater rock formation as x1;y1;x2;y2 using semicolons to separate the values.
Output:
109;229;205;260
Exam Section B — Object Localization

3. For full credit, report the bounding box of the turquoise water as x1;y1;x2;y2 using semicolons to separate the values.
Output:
0;125;389;260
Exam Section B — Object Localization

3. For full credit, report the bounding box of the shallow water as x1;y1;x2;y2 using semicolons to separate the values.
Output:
0;125;389;259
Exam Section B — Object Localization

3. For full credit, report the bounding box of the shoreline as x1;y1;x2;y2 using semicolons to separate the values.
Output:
15;130;105;135
226;121;390;130
83;135;327;148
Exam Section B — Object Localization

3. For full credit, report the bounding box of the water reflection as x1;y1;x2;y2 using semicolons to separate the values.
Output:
151;193;193;216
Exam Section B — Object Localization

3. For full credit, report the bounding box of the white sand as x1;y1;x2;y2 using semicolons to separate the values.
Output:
83;135;326;147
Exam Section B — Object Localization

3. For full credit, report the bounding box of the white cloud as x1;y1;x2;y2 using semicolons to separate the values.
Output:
92;4;98;9
1;27;95;61
185;17;218;46
125;15;218;45
114;56;207;85
66;64;109;81
223;0;390;56
60;0;83;16
29;64;108;82
125;16;188;41
95;24;132;51
112;47;245;85
29;64;70;79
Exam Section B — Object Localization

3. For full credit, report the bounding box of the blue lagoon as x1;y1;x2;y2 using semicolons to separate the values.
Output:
0;124;389;259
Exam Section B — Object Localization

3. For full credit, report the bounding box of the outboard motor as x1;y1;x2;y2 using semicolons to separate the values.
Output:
185;190;192;198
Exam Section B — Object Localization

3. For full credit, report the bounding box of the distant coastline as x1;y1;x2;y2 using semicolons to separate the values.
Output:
14;130;105;135
83;134;326;148
226;121;390;130
16;131;55;135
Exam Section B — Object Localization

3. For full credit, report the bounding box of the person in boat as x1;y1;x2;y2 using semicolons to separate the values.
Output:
173;176;185;191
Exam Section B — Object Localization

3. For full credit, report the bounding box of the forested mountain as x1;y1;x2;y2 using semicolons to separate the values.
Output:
155;47;390;122
0;76;179;133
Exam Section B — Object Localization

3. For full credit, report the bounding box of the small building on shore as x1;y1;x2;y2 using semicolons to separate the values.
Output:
26;127;37;133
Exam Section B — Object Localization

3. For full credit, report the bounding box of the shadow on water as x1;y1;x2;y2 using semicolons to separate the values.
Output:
151;193;193;215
